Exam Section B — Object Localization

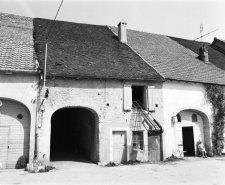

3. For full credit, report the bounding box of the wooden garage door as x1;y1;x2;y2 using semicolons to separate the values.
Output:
0;99;30;169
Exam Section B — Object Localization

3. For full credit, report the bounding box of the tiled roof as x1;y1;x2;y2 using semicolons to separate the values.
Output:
110;26;225;85
170;37;225;71
211;37;225;56
0;13;37;72
33;18;163;81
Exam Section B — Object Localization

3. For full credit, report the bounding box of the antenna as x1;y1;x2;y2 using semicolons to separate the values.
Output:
200;22;203;42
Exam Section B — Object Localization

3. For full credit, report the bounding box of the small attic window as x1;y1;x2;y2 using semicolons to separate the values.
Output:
192;113;198;122
177;114;181;122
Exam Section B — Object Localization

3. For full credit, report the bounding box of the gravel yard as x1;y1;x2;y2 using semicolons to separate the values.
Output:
0;157;225;185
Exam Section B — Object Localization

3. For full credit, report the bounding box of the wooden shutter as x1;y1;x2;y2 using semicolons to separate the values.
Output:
147;86;155;111
123;84;132;111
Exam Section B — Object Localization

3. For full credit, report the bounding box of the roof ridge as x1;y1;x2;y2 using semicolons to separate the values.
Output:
0;23;33;31
109;25;169;39
168;36;210;45
107;25;165;80
34;17;107;28
0;12;33;21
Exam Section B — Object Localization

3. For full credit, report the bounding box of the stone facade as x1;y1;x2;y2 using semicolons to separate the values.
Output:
0;73;214;164
37;78;163;163
36;78;215;163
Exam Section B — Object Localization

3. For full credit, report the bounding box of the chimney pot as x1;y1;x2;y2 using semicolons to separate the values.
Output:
199;44;209;63
118;20;127;43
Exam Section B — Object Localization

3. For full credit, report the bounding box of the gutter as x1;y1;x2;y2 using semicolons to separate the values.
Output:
44;74;165;83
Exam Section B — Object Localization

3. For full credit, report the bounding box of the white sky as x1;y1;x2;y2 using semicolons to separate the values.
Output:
0;0;224;43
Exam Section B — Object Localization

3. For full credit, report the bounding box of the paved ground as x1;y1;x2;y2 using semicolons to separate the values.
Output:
0;157;225;185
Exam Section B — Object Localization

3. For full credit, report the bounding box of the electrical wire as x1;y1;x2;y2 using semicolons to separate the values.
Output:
46;0;64;40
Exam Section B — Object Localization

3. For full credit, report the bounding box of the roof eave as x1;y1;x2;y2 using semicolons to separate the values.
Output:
165;78;225;86
46;74;165;82
0;69;39;75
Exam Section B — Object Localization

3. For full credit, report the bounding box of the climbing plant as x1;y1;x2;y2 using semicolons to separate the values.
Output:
205;84;225;156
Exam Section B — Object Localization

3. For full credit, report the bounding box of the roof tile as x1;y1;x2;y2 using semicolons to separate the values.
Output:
33;18;163;81
110;26;225;85
0;13;36;72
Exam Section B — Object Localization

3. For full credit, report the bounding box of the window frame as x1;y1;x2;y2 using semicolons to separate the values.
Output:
132;131;144;150
192;113;198;122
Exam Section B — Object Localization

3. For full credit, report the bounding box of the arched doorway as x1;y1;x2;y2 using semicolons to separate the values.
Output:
174;109;211;156
50;107;99;163
0;98;30;168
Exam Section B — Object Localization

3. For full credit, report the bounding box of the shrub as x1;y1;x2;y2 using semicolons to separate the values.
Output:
205;85;225;156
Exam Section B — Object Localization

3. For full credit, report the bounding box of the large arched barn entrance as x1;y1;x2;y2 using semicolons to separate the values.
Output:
0;98;30;169
50;107;99;163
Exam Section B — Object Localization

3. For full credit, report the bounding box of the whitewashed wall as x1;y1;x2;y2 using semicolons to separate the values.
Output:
162;81;212;158
0;73;39;162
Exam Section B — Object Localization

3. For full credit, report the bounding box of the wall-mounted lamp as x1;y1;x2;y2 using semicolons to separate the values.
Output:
172;116;178;124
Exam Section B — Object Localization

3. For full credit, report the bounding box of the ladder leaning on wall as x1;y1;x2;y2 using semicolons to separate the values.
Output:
131;101;163;135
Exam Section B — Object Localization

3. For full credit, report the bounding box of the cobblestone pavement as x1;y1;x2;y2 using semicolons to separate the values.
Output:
0;157;225;185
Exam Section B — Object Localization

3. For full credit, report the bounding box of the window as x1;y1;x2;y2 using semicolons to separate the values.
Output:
132;86;145;108
177;114;181;122
123;84;155;111
192;113;198;122
132;131;144;150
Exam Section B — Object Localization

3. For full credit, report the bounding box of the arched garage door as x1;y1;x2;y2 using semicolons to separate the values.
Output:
0;99;30;169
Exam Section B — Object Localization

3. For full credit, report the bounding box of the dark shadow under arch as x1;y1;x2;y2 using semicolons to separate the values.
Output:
50;107;99;163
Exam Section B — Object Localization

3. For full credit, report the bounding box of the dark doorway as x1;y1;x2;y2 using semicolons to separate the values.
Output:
182;127;195;156
132;86;144;108
50;108;99;163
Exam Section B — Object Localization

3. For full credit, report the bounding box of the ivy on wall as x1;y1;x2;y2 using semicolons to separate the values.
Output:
205;84;225;156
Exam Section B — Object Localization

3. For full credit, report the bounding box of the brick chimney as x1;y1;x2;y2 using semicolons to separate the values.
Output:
199;44;209;63
118;20;127;43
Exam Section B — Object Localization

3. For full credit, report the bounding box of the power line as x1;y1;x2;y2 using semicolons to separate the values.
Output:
46;0;64;40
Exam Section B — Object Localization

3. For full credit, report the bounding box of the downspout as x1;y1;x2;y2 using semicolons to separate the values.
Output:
34;71;42;160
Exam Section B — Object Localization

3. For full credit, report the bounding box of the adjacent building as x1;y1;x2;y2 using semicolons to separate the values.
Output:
0;13;39;168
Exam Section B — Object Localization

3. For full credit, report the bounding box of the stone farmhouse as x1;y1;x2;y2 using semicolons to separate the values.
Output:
0;13;225;168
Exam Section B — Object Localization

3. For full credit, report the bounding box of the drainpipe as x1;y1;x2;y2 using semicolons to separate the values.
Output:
34;71;42;160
